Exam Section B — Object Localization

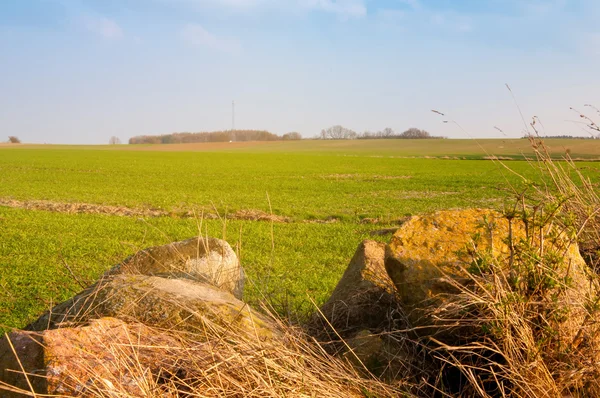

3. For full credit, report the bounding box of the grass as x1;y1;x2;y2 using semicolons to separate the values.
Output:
1;140;599;333
0;206;390;331
3;138;600;396
0;147;585;220
416;139;600;396
4;138;600;159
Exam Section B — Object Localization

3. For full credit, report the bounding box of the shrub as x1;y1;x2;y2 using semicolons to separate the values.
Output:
8;136;20;144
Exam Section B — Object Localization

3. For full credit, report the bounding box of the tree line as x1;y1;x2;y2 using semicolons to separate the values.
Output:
318;126;445;140
128;126;443;145
129;130;302;145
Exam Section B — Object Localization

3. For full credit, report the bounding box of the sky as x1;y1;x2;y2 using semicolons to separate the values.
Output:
1;0;600;144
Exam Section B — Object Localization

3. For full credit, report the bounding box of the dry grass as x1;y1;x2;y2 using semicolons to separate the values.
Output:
3;304;413;397
524;135;600;270
413;131;600;397
1;232;413;397
3;125;600;397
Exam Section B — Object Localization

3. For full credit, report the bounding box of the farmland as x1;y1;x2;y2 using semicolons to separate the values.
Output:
1;139;600;332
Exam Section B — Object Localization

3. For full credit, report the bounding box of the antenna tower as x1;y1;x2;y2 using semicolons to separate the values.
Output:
232;100;235;131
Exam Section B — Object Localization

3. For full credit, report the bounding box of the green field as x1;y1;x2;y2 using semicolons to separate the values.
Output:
2;139;599;332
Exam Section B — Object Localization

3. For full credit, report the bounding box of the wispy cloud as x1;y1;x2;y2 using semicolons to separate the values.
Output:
374;4;472;34
159;0;366;18
518;0;567;16
299;0;366;18
430;12;473;33
180;23;241;54
396;0;420;11
79;15;123;39
177;0;266;10
374;8;406;22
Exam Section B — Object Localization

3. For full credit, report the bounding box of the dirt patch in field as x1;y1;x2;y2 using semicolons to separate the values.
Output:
0;198;292;222
482;155;515;160
229;209;291;223
0;198;165;217
303;216;340;224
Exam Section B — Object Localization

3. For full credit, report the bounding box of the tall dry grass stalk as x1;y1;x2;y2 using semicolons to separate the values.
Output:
419;130;600;397
4;126;600;397
5;306;413;397
523;134;600;270
0;214;414;398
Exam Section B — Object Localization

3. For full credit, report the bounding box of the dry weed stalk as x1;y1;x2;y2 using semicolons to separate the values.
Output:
35;307;410;397
1;222;412;398
420;129;600;396
524;133;600;271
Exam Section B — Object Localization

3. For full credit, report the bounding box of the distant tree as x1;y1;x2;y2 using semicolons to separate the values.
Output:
321;125;357;140
357;128;396;139
109;136;122;145
381;127;395;137
400;128;431;139
282;132;302;140
8;136;21;144
128;130;279;145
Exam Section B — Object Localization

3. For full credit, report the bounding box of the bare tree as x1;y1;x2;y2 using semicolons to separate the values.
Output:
381;127;395;137
8;136;21;144
282;132;302;140
321;125;357;140
400;128;431;139
109;136;122;145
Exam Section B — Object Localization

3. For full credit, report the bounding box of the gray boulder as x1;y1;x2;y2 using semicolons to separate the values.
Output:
110;237;244;299
27;274;275;338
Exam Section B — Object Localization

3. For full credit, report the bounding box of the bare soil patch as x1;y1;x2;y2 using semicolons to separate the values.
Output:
0;198;292;222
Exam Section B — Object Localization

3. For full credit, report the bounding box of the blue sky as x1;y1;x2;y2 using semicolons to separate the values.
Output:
1;0;599;144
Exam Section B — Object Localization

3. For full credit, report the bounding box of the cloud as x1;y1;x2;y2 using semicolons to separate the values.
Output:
375;8;406;22
430;12;473;32
518;0;567;16
373;4;473;34
171;0;265;10
180;23;241;54
395;0;420;10
80;15;123;39
159;0;366;18
299;0;366;18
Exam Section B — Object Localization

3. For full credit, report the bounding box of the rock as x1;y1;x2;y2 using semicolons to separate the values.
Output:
26;274;275;339
0;331;44;397
315;241;428;385
343;329;384;371
384;209;591;334
385;209;514;308
318;240;399;333
1;318;193;397
110;237;244;299
341;329;424;384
